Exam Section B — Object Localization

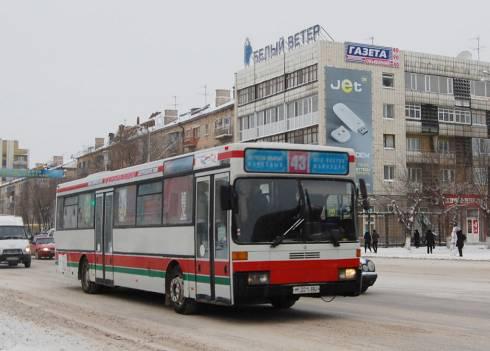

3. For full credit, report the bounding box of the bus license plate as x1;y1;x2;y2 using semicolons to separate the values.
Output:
293;285;320;294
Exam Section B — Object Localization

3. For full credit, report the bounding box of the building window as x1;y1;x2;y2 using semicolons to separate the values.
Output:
407;137;420;151
408;168;422;183
440;169;455;183
438;139;450;154
383;134;395;149
405;104;421;119
470;80;487;97
438;108;471;124
406;72;417;90
383;104;395;119
384;165;395;181
472;110;487;126
382;73;394;88
203;124;209;136
424;75;431;92
473;168;488;185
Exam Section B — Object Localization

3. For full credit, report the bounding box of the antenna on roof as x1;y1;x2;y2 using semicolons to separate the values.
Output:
201;85;209;106
471;36;485;61
172;96;179;110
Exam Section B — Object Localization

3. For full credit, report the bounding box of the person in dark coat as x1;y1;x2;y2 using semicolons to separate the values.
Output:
364;231;372;253
456;229;466;257
372;229;379;253
414;229;421;248
426;229;435;254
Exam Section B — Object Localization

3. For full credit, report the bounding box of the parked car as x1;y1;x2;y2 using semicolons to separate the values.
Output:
0;215;31;268
360;257;377;293
30;235;55;259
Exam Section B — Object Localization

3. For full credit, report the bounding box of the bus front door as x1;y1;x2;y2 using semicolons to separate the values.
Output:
195;173;231;305
95;191;114;286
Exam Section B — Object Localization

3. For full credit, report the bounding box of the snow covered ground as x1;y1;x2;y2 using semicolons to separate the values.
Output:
0;311;100;351
364;244;490;261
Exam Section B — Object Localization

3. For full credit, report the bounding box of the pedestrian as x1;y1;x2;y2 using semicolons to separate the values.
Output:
414;229;421;248
372;229;379;253
426;229;435;254
364;230;372;253
456;228;466;257
450;224;459;256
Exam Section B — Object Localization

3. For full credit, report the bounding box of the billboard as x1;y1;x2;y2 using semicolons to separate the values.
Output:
345;42;400;67
325;67;373;192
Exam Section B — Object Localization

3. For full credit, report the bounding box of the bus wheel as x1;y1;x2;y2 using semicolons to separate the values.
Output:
270;296;298;309
168;267;197;315
80;258;100;294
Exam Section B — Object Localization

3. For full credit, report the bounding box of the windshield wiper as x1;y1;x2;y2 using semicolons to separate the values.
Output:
0;236;23;240
271;217;305;248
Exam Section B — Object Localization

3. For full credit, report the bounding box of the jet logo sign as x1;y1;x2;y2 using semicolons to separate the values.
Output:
330;76;368;94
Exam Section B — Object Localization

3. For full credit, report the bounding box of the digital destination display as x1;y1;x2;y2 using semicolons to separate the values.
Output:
244;149;349;175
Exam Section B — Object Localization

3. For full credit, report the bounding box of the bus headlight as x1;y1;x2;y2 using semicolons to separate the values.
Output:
25;246;30;253
247;272;269;285
339;268;357;280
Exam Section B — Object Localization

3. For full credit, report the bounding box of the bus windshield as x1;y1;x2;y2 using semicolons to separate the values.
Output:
234;178;356;244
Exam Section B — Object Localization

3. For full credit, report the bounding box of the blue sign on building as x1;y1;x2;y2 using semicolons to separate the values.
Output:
345;42;399;67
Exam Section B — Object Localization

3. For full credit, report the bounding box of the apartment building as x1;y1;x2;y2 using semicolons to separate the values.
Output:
75;89;234;178
0;139;29;183
234;27;490;243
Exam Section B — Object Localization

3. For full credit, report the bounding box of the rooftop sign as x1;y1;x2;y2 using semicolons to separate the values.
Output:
251;25;321;64
345;42;400;67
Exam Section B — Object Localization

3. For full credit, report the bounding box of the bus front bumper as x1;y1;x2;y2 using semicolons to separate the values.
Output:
233;271;362;304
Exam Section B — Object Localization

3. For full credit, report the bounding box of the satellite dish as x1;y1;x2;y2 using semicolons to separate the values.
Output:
456;50;472;60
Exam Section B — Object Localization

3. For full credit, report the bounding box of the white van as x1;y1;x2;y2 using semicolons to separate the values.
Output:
0;215;31;268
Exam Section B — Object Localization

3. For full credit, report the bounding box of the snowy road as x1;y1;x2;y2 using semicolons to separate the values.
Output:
0;258;489;351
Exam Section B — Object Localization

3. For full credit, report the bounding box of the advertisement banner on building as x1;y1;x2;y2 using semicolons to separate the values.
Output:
345;42;400;67
325;67;373;192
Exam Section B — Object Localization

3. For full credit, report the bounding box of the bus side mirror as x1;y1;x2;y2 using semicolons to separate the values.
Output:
359;179;370;211
220;184;236;211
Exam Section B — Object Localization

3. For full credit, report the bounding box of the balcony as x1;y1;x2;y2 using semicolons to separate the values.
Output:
288;112;319;131
214;126;233;139
183;136;199;147
258;119;287;138
406;151;456;165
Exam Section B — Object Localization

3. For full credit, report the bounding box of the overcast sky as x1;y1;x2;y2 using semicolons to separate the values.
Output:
1;0;489;165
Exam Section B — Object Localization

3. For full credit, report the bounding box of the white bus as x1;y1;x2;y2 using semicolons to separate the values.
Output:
55;143;363;314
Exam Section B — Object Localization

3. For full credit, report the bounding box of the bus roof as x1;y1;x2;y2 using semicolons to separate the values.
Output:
57;143;355;195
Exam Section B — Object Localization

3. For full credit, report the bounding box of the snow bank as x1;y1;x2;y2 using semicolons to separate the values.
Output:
364;245;490;261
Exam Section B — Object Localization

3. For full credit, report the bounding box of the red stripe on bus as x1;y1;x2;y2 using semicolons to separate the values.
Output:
157;164;164;172
233;258;359;285
103;171;139;184
218;150;244;161
57;182;89;193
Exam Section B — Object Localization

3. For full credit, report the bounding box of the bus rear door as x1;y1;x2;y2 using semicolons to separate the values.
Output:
95;190;114;286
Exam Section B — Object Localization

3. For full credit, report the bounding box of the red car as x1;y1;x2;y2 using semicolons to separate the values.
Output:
30;235;55;259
